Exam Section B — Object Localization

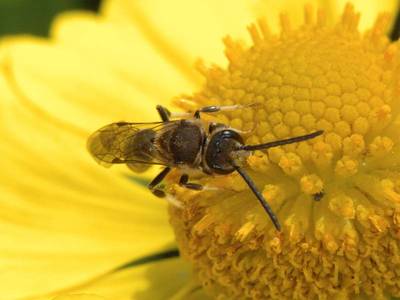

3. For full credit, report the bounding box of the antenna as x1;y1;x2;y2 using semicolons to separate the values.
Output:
232;130;324;230
235;166;281;231
240;130;323;151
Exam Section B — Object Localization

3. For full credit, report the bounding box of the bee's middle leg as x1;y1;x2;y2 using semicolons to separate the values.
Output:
148;167;171;197
179;174;203;190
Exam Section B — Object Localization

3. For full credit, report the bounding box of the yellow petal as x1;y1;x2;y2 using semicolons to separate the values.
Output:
0;65;174;299
51;12;198;102
0;37;157;134
54;295;107;300
102;0;257;67
102;0;398;70
49;258;202;300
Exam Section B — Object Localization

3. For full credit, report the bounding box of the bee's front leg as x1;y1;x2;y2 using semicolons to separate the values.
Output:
156;105;171;122
208;122;227;133
193;103;261;118
148;167;171;197
179;174;203;190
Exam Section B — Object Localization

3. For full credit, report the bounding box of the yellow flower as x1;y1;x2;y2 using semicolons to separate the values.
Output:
0;0;399;300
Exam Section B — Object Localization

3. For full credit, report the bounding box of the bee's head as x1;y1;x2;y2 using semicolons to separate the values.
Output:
203;129;245;174
203;128;324;175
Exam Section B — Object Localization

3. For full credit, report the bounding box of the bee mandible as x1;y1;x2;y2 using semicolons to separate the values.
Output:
87;104;323;231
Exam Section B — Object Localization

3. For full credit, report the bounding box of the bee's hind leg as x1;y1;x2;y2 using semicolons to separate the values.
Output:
148;167;184;208
148;167;171;197
179;174;203;190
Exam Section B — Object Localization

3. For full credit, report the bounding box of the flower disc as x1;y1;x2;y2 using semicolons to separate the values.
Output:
168;4;400;300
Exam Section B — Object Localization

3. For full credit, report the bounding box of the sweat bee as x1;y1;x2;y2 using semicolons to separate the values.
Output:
87;104;323;231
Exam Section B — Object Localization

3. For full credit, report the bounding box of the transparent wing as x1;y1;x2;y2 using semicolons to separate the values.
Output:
87;121;175;167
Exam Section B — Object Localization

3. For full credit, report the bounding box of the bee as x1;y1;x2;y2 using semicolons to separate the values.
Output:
87;104;323;231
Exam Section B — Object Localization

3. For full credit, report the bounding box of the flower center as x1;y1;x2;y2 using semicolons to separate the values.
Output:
168;4;400;300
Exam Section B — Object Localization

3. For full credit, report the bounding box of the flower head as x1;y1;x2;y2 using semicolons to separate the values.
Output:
168;4;400;299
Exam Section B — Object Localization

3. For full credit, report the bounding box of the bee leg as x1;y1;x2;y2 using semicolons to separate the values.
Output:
157;103;261;121
156;105;171;122
209;122;227;133
179;174;203;190
148;167;171;197
157;105;195;120
194;103;261;118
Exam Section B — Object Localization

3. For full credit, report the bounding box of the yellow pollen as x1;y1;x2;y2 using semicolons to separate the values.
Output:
381;179;400;203
368;135;394;157
300;174;323;195
328;194;355;219
342;134;365;156
311;141;333;168
246;152;271;173
335;156;359;177
234;221;256;242
169;4;400;300
267;147;285;164
279;152;303;176
262;184;286;206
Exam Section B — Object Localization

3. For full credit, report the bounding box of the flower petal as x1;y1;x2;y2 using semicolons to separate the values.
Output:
0;64;175;299
102;0;257;67
0;37;158;134
51;12;199;102
101;0;329;68
102;0;398;70
49;258;199;300
54;295;107;300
